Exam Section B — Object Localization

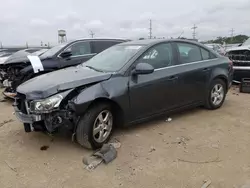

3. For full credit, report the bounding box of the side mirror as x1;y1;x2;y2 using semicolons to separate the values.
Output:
132;63;154;75
60;49;72;58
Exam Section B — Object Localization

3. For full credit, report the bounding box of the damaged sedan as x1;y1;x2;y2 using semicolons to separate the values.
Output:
0;48;46;97
14;39;233;149
226;37;250;82
0;38;127;98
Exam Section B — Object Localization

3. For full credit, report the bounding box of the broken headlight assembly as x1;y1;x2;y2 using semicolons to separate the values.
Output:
30;94;63;113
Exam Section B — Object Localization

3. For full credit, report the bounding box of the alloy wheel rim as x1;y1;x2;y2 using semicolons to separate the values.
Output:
211;84;224;106
93;110;113;143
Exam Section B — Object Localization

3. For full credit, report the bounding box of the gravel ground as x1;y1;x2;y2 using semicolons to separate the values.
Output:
1;86;250;188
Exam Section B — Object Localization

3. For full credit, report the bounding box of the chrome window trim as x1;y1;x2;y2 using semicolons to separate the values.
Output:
154;58;218;71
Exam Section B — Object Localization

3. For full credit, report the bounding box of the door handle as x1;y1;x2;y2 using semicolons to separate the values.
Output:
167;75;178;81
202;68;210;72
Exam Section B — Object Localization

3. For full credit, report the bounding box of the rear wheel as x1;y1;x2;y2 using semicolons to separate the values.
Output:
205;79;226;110
76;103;114;149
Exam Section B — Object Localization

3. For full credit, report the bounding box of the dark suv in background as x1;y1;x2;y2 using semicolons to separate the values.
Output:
0;38;128;98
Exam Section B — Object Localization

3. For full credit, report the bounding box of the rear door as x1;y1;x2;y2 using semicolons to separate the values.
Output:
173;42;213;105
59;41;95;68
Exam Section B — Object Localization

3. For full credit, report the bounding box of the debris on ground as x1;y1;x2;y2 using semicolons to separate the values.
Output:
165;117;172;122
0;98;7;102
149;146;156;153
4;160;17;173
177;157;222;164
40;145;49;151
83;143;118;171
201;179;211;188
109;138;121;149
0;119;14;127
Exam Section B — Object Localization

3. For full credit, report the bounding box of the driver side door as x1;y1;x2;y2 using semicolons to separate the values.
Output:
59;41;96;68
128;42;179;120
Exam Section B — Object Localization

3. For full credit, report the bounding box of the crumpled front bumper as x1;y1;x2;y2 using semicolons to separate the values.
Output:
13;106;42;124
233;66;250;83
0;70;6;82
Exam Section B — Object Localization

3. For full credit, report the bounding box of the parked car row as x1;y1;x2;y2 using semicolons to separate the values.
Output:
12;39;233;149
0;38;128;98
204;43;226;56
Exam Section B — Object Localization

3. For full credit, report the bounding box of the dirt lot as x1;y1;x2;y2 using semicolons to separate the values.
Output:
1;87;250;188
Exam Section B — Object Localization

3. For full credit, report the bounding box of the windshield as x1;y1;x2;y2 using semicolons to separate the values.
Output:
40;43;67;58
84;45;143;72
243;38;250;46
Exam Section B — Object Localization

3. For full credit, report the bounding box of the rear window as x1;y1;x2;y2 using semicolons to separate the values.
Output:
92;41;123;53
176;42;202;64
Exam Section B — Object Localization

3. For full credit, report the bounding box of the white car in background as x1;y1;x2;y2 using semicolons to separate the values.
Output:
205;43;226;56
226;38;250;82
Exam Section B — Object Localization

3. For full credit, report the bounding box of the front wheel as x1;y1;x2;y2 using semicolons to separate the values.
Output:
76;103;114;149
205;79;226;110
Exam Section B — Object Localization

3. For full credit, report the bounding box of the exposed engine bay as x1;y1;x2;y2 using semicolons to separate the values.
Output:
0;64;27;96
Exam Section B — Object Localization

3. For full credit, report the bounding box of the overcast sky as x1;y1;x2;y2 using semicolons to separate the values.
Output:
0;0;250;46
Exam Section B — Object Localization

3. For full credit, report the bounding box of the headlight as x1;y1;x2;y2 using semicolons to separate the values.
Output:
30;94;63;112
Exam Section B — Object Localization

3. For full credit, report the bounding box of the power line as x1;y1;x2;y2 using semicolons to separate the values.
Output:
90;30;95;38
191;24;198;39
149;19;152;39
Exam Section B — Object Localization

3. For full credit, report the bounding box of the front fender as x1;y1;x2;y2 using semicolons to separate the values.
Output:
20;65;34;75
70;83;109;115
70;77;129;116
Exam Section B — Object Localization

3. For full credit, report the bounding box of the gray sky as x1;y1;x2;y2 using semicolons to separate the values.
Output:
0;0;250;45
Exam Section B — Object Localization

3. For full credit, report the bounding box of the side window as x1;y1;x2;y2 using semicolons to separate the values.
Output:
138;43;173;69
176;42;202;64
201;48;210;60
92;41;121;53
67;42;91;56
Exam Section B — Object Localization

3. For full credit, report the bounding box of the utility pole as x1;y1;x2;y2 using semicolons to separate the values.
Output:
0;41;2;49
191;24;198;39
149;19;152;39
230;28;235;43
90;30;95;38
230;28;234;37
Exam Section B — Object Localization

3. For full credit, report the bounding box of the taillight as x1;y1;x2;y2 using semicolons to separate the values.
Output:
229;60;233;66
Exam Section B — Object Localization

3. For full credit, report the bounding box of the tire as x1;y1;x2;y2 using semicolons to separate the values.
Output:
204;79;226;110
76;103;114;149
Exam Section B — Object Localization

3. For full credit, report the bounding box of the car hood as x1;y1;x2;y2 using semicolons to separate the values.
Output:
3;51;31;64
3;51;48;65
17;66;112;100
226;45;250;52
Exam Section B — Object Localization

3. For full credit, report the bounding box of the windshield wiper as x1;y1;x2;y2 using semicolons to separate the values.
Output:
85;65;104;72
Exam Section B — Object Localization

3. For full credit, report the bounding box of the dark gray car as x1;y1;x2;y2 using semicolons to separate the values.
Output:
14;39;233;149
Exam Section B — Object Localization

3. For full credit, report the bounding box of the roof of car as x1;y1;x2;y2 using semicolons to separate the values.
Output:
118;39;203;46
69;38;130;43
